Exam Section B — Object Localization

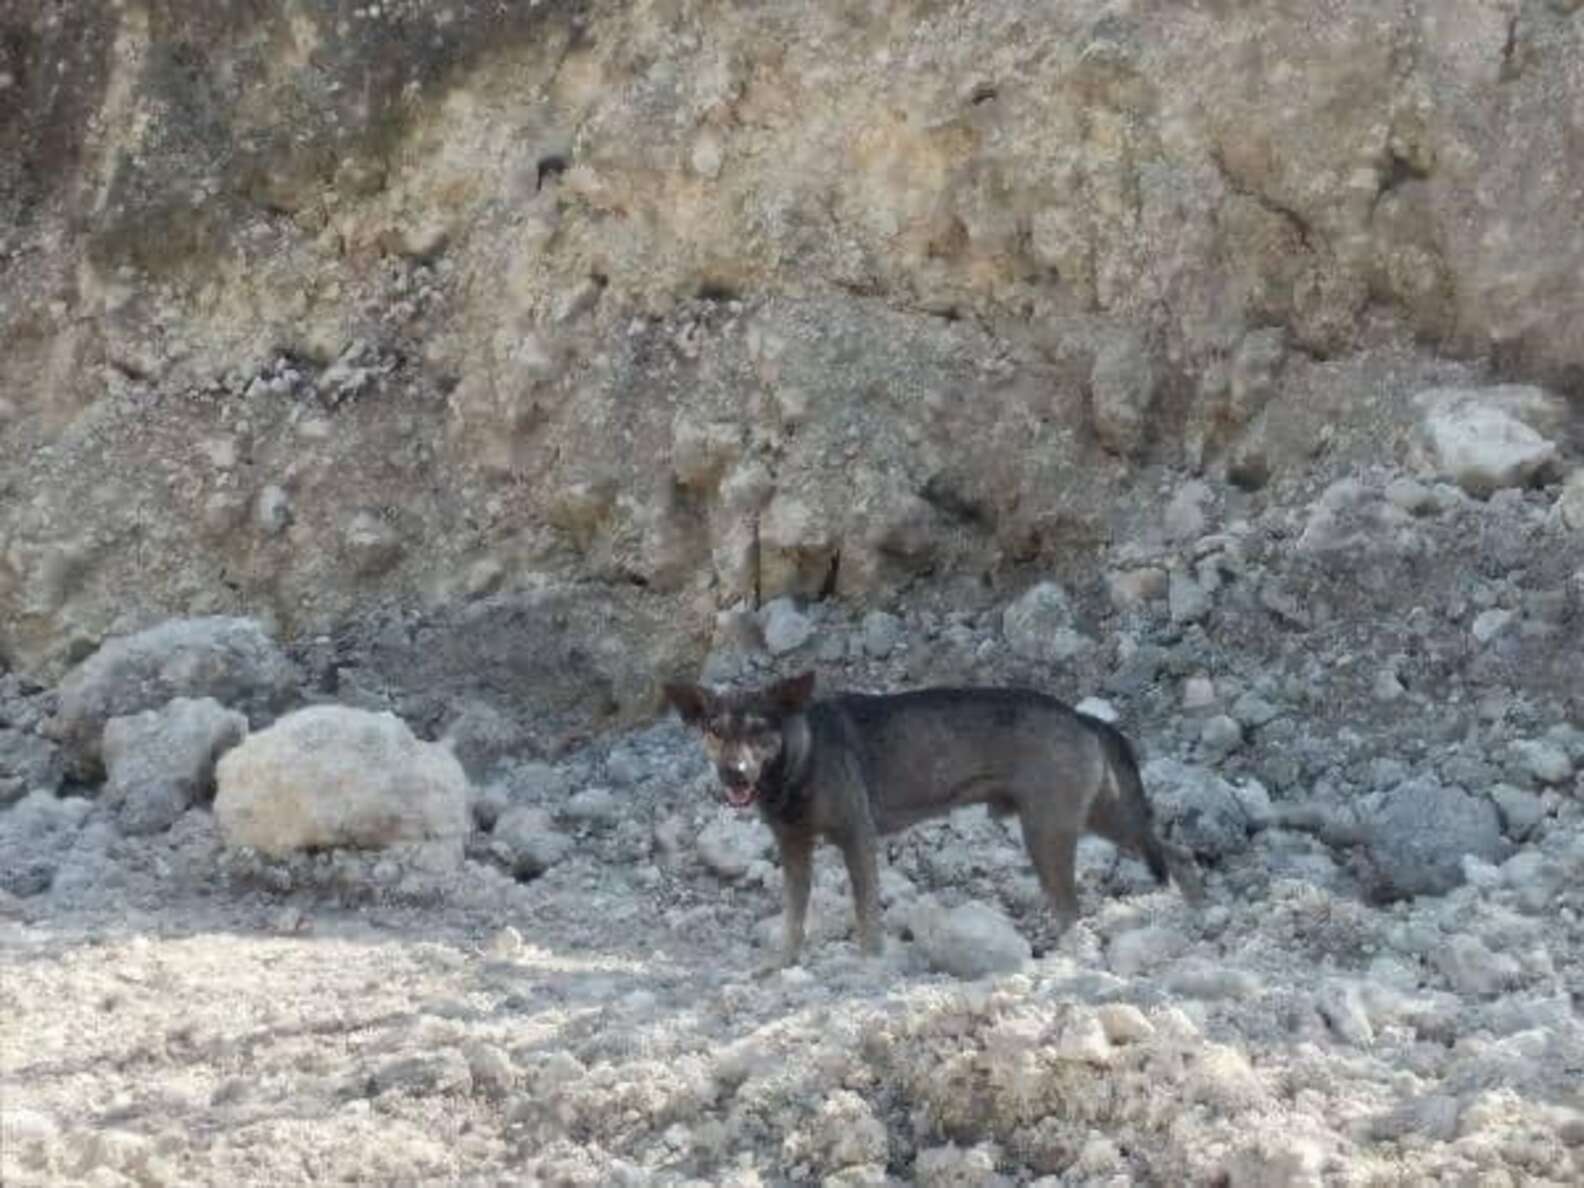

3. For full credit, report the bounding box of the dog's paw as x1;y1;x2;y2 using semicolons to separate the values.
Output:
754;953;800;979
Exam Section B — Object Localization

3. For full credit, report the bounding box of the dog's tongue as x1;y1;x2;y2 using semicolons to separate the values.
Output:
725;784;756;808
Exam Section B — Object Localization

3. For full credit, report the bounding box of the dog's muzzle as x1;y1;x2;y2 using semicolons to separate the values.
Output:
718;768;758;808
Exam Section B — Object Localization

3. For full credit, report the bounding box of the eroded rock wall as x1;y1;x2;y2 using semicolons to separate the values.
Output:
3;0;1582;695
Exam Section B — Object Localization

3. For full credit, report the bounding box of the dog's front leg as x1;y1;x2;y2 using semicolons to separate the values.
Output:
837;829;883;957
766;827;813;971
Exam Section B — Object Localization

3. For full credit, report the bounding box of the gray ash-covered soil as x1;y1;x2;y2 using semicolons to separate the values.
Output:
4;456;1584;1187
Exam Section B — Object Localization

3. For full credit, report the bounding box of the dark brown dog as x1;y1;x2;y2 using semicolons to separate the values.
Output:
664;671;1196;967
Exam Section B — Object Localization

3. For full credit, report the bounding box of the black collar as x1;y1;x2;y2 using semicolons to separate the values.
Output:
755;732;812;821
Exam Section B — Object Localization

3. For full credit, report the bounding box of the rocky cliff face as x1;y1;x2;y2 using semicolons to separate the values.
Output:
3;0;1582;724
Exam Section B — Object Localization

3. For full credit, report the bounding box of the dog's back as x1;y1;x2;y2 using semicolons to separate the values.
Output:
804;685;1173;889
809;687;1110;831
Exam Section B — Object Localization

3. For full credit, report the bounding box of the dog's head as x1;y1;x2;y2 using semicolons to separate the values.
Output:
662;671;815;808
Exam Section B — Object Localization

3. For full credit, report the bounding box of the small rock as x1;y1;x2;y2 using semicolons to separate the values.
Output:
696;811;771;880
861;611;904;658
0;727;64;804
1230;691;1281;728
1490;783;1547;840
758;494;836;600
1107;925;1187;976
510;761;570;802
2;1105;59;1170
464;1042;516;1098
562;786;619;826
1471;608;1514;644
1314;981;1375;1047
70;1127;153;1179
1090;331;1157;457
915;1142;1011;1188
372;1050;472;1097
801;1089;890;1174
255;484;292;535
1168;961;1263;1001
488;926;524;959
1096;1002;1155;1044
1073;1136;1127;1179
683;124;728;179
214;705;470;857
672;419;744;490
1370;1094;1462;1143
1199;715;1243;762
101;697;248;835
1182;675;1217;710
0;791;93;897
815;633;849;664
343;511;404;576
1168;569;1211;625
1228;778;1274;828
1054;1012;1113;1064
1547;723;1584;763
1107;641;1165;695
1507;738;1574;787
1558;469;1584;531
463;557;506;599
440;700;525;781
1385;476;1436;515
604;747;645;787
1164;481;1213;541
1002;582;1082;664
1107;566;1168;610
761;597;815;656
1074;696;1118;724
493;807;573;878
1433;934;1521;997
909;898;1030;979
1373;667;1407;702
1186;1043;1267;1111
652;814;687;863
1046;627;1095;662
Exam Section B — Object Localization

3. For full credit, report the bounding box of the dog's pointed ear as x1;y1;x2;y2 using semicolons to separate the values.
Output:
662;681;713;727
770;670;816;714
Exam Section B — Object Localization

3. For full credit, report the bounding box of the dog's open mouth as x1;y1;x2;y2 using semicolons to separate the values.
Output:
723;782;757;809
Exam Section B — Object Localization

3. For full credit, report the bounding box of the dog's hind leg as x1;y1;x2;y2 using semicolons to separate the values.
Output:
836;829;884;957
1019;813;1082;936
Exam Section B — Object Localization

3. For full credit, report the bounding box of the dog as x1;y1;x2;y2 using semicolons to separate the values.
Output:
663;670;1199;967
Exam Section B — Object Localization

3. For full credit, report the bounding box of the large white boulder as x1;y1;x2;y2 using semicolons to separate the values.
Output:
214;706;470;857
1412;386;1561;498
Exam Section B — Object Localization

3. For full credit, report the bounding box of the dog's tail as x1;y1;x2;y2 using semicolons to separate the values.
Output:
1093;720;1170;886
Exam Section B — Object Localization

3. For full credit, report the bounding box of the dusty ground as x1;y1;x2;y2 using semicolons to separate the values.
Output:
4;454;1584;1186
